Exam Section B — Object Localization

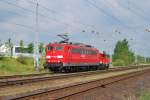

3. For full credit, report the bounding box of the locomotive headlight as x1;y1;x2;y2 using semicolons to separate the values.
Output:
46;56;51;59
57;55;63;58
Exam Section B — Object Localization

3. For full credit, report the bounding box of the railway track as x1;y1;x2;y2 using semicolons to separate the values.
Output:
57;68;150;100
0;65;149;100
0;73;50;80
0;65;146;87
0;65;142;80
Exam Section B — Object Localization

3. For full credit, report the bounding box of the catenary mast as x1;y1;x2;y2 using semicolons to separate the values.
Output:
34;0;39;70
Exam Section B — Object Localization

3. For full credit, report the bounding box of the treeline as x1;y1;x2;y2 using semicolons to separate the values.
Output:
1;38;45;54
112;39;150;66
136;55;150;64
19;40;44;54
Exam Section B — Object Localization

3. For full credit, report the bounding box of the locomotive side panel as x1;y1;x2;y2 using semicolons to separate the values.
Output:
64;46;99;67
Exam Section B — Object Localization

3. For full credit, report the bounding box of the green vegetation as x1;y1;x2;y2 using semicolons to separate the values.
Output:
19;40;24;53
16;56;33;65
0;38;46;76
28;42;34;53
39;42;44;53
139;91;150;100
0;56;5;60
112;39;135;66
146;58;150;63
136;55;150;64
4;38;13;56
112;39;150;66
0;57;46;76
18;40;44;54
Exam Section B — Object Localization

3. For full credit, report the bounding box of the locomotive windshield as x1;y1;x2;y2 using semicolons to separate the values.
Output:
47;46;53;51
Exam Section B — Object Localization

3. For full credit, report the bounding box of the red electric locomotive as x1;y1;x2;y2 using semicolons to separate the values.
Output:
99;52;110;69
44;42;110;72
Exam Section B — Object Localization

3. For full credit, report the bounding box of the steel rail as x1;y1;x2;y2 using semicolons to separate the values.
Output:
2;65;149;100
0;65;148;87
58;68;150;100
0;64;147;80
0;73;50;80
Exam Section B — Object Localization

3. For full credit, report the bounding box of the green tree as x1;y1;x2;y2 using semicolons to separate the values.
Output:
0;40;2;46
136;55;146;64
19;40;24;53
5;38;13;56
39;42;44;54
28;42;34;53
112;39;135;66
146;57;150;63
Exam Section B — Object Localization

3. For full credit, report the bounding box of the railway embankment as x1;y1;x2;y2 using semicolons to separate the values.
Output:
0;57;46;76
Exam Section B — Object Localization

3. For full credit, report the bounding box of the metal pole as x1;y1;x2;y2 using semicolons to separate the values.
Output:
135;55;137;65
34;0;39;70
145;57;147;64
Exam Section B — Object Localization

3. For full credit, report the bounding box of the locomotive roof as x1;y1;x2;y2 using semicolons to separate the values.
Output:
48;42;96;49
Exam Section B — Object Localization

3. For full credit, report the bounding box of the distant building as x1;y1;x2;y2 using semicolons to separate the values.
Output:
12;45;33;58
0;44;42;58
0;44;11;56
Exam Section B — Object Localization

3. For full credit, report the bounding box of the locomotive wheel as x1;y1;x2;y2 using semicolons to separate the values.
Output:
106;64;109;69
59;67;66;73
103;65;106;70
98;65;103;70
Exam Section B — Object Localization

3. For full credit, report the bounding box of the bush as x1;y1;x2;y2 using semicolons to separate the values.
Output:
0;64;6;68
16;56;28;64
113;59;126;66
0;56;5;60
139;91;150;100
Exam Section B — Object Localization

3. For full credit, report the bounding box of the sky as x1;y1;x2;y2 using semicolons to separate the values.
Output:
0;0;150;57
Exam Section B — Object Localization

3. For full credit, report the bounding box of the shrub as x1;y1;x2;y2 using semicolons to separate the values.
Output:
112;59;126;66
0;64;6;68
16;56;28;64
0;56;5;60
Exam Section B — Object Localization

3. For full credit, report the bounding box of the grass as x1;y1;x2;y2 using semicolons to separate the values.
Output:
112;59;126;66
139;91;150;100
0;57;46;76
112;59;150;67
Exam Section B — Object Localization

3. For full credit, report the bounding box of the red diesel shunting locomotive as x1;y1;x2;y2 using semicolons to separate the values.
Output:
44;42;110;72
